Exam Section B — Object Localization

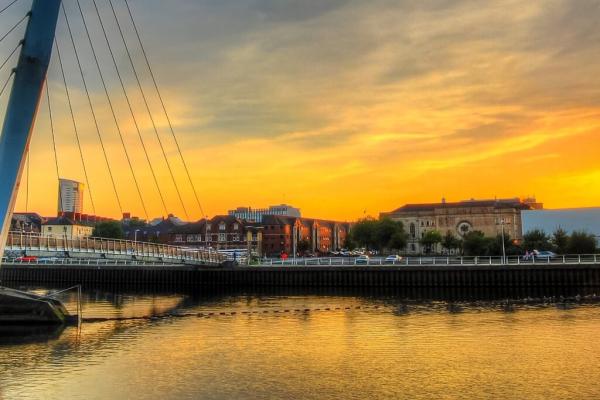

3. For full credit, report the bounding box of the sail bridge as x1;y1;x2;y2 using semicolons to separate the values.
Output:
4;231;224;265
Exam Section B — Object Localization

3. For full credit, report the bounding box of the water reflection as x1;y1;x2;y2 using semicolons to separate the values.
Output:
1;284;600;399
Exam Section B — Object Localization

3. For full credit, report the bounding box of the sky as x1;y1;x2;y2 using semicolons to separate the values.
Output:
2;0;600;221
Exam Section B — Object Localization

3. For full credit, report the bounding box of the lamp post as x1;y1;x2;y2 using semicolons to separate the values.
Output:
497;218;509;264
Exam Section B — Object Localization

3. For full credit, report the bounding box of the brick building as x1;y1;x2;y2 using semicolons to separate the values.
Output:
169;215;350;258
170;215;263;256
380;197;541;254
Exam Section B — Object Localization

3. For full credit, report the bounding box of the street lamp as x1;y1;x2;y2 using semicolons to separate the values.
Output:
496;218;510;264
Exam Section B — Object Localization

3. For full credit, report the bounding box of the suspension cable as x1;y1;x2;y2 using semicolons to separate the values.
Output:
76;0;169;217
71;0;149;221
61;3;123;216
0;41;21;74
0;69;14;98
123;0;205;218
103;0;189;220
54;38;97;215
0;12;29;44
0;0;21;16
45;82;64;215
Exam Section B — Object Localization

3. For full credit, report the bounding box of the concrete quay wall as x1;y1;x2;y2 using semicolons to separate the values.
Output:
2;264;600;288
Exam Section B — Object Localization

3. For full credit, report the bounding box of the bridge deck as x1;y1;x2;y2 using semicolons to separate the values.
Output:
4;232;224;266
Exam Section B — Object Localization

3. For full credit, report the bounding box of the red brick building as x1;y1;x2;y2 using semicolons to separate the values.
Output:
170;215;263;255
168;215;350;258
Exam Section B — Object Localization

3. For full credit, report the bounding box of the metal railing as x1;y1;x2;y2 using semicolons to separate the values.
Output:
257;254;600;267
1;256;176;266
4;231;225;265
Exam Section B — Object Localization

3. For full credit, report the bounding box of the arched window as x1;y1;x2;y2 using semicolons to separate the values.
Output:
410;223;416;238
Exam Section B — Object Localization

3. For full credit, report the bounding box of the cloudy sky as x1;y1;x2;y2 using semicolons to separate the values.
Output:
3;0;600;220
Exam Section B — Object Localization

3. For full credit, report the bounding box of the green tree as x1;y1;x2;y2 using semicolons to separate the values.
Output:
420;230;442;254
462;231;488;256
566;231;597;254
522;229;552;251
375;218;407;251
92;221;124;239
349;218;378;249
441;231;461;254
388;230;408;251
486;233;519;256
551;228;569;254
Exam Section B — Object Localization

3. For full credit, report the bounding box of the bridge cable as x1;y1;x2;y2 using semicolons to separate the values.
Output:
0;0;21;16
69;0;150;221
122;0;206;218
54;38;97;215
45;82;64;215
0;40;23;75
103;0;190;220
0;12;29;44
0;41;21;74
75;0;169;218
0;69;14;98
61;3;123;216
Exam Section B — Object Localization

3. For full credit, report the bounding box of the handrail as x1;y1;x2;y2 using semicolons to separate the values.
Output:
5;231;225;265
256;254;600;267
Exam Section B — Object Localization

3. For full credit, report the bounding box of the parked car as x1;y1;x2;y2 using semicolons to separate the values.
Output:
384;255;403;264
533;250;557;260
354;255;370;265
15;256;37;263
38;257;60;264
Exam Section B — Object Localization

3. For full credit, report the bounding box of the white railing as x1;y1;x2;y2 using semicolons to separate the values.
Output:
0;257;173;266
256;254;600;267
4;231;225;265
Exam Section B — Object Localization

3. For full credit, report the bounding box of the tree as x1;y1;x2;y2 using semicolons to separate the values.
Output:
92;221;124;239
486;233;520;256
522;229;552;252
441;231;461;254
462;231;489;256
566;231;597;254
375;218;407;251
388;231;408;251
349;218;378;250
420;230;442;254
552;228;569;254
350;218;408;251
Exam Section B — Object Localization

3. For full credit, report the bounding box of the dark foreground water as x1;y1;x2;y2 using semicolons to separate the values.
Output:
1;286;600;400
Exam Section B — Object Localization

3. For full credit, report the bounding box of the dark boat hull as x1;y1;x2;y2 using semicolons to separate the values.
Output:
0;287;70;324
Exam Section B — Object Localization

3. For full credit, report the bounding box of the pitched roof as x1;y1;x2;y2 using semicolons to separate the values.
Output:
43;216;94;227
385;198;530;214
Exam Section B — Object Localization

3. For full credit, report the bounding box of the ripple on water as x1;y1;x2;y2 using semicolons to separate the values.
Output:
1;290;600;399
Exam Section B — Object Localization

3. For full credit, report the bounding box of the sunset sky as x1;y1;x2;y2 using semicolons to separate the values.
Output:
2;0;600;221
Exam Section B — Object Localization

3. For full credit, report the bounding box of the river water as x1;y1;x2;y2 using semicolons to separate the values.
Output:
1;286;600;400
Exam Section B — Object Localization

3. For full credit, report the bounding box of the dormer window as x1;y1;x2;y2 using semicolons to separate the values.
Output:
219;222;226;231
233;223;239;230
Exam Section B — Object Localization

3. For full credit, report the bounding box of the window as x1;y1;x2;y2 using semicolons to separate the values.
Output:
410;223;415;238
206;224;211;231
219;223;226;231
233;223;239;230
218;233;226;242
206;234;211;242
232;234;239;241
48;227;52;232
